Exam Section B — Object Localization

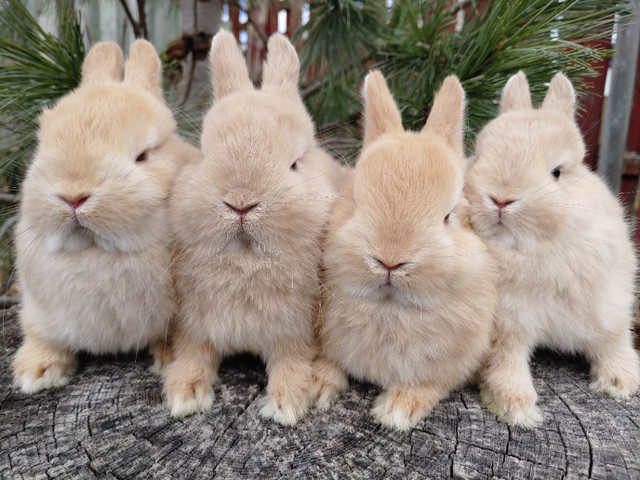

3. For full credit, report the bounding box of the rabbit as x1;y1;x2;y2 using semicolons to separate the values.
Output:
312;70;498;431
162;30;345;425
465;71;640;428
12;40;198;393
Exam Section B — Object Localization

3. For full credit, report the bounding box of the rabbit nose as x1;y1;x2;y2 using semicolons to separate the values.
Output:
372;257;407;273
372;258;407;285
224;201;259;216
489;196;515;209
60;195;90;210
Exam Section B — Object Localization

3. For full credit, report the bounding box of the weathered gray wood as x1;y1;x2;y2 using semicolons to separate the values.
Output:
1;307;638;479
597;1;640;193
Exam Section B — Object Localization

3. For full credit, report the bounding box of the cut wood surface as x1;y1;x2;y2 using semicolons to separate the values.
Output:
1;307;638;479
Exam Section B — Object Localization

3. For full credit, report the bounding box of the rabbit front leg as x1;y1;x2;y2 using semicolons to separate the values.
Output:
13;324;77;393
371;383;447;431
149;336;173;374
312;353;349;410
260;338;315;426
586;326;640;399
148;321;175;374
163;330;220;417
480;323;542;428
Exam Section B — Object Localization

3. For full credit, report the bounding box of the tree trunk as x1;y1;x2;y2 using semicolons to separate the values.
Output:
1;307;638;478
179;0;221;106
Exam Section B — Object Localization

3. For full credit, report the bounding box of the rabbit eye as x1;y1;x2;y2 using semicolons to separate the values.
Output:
136;151;148;163
552;167;560;179
290;161;298;171
444;213;451;224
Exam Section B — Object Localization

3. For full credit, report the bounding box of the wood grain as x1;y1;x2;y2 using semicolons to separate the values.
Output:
1;307;638;479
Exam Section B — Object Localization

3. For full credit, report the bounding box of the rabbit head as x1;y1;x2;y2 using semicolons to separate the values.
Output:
465;71;586;251
20;40;187;253
171;30;337;257
326;71;472;308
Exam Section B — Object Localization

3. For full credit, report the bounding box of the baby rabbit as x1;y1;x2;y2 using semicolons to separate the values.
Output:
163;30;343;424
313;71;497;431
466;71;640;427
13;40;197;393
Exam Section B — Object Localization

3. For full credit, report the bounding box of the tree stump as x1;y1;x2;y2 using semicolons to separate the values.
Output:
1;307;638;479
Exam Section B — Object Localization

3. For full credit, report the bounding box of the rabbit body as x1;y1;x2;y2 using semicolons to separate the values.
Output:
163;31;344;425
13;41;195;393
465;72;640;427
314;72;497;431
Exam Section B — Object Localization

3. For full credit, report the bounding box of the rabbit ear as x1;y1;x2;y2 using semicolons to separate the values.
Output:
261;34;300;100
499;71;532;113
362;70;403;149
123;39;162;97
422;75;465;157
81;42;123;87
210;29;253;100
542;72;576;118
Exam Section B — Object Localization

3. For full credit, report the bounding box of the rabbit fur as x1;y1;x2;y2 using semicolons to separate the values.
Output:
163;30;344;425
13;40;198;393
313;71;497;431
465;71;640;428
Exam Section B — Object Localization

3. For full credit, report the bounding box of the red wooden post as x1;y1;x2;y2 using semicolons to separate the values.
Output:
622;47;640;244
229;2;241;40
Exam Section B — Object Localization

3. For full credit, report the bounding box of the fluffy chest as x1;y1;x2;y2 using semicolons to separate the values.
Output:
321;291;469;387
493;242;629;349
17;228;173;353
175;245;320;355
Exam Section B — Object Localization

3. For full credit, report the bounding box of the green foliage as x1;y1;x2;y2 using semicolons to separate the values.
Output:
297;0;387;128
0;0;84;191
301;0;626;158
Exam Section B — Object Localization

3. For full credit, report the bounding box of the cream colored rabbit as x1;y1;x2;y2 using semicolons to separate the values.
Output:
163;30;344;425
465;71;640;428
12;40;197;393
313;71;497;431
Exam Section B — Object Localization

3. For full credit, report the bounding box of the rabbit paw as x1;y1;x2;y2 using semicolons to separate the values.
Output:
260;382;312;426
312;357;348;411
165;378;213;418
163;361;215;418
590;371;640;399
480;385;542;429
13;341;76;394
371;386;438;431
589;347;640;399
261;353;314;426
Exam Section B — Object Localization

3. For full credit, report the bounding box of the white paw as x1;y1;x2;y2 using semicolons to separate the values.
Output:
480;387;543;429
148;361;163;376
370;393;416;431
314;378;345;412
16;365;74;394
168;389;213;418
314;388;337;412
18;373;71;394
589;378;636;400
258;396;303;426
508;404;543;429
